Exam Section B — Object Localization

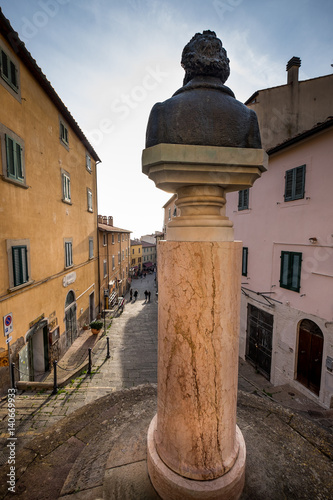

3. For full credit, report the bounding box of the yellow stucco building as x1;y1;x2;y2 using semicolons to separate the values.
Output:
0;11;101;392
98;216;131;310
130;240;143;275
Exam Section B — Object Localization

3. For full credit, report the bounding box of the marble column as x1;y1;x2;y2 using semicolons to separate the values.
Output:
143;143;267;499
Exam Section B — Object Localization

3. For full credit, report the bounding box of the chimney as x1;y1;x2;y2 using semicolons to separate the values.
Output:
286;57;301;84
102;216;108;225
98;215;103;224
108;216;113;226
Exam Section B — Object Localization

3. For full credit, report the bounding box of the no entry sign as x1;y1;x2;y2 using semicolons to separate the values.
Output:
3;313;13;336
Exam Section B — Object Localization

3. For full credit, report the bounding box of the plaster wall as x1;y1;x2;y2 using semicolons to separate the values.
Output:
0;34;99;390
227;127;333;407
247;74;333;150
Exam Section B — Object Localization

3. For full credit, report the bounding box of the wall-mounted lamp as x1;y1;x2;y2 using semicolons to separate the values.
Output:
309;237;317;244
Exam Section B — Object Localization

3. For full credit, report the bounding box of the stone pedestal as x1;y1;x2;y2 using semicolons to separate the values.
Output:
142;143;267;500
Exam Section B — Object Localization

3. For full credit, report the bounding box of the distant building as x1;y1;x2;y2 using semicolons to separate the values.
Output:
0;10;100;392
226;59;333;408
141;241;156;271
162;194;180;236
130;239;143;275
98;216;131;310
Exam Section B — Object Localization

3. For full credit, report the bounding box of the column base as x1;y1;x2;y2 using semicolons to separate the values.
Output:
147;415;246;500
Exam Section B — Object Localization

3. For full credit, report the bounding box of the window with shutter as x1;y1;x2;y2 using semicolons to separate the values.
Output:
280;251;302;292
65;241;73;268
5;134;24;182
60;120;69;146
238;189;249;211
86;154;91;172
12;246;29;287
1;49;19;91
89;238;94;259
62;172;71;202
284;165;306;201
242;247;248;276
87;189;93;212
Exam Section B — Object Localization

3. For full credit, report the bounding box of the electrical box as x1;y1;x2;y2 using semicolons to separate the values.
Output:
326;356;333;372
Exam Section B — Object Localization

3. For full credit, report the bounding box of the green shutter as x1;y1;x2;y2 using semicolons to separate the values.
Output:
1;50;8;79
17;144;23;179
294;165;305;199
6;135;23;181
10;60;17;88
242;247;248;276
280;251;302;292
280;251;290;287
238;189;249;210
12;246;28;287
285;165;305;201
284;170;293;200
6;135;15;177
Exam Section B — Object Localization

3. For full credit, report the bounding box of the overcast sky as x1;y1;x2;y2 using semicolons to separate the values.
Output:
1;0;332;238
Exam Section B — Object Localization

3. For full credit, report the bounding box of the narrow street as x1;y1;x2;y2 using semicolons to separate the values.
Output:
0;273;158;456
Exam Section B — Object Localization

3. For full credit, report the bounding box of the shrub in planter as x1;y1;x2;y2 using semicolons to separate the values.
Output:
89;320;103;334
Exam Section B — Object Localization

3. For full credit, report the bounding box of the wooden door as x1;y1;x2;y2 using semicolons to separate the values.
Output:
297;320;323;395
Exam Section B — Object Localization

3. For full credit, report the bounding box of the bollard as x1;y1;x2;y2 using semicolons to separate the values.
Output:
88;348;92;374
10;363;15;389
106;337;110;359
52;360;58;395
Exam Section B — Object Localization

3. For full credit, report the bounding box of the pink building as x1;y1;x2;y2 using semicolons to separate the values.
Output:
226;118;333;408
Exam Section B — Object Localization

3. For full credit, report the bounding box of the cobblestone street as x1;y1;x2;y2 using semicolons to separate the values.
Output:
0;273;158;456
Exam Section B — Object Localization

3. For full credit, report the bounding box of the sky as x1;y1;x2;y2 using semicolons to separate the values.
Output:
1;0;332;238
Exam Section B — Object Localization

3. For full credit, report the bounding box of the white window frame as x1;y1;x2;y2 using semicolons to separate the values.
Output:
6;239;32;290
60;119;69;147
86;153;92;172
64;239;73;268
0;124;26;186
0;41;21;101
62;170;71;203
87;188;93;212
89;237;94;259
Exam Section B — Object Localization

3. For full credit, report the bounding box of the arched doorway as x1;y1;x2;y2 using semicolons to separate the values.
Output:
296;319;323;395
65;290;77;349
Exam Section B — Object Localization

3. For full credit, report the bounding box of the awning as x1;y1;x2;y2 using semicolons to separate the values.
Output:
143;262;153;268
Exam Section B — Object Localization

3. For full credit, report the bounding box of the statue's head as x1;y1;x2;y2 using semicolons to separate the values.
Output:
181;30;230;86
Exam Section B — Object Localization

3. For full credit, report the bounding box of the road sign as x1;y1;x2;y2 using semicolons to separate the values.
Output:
3;313;13;336
6;336;12;344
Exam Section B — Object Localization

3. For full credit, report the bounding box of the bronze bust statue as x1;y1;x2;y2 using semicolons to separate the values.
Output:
145;30;261;149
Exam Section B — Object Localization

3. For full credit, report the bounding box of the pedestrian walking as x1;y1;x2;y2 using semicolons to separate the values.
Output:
134;290;138;301
144;290;148;302
148;291;151;302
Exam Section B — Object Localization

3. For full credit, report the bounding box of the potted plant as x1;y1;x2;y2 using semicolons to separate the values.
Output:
89;320;103;335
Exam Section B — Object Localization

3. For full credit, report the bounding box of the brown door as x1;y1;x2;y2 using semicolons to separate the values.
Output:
297;320;323;395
